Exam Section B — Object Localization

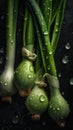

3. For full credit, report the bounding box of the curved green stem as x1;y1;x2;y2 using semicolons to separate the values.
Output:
23;7;35;52
26;0;57;76
51;0;62;25
23;7;29;47
51;0;66;54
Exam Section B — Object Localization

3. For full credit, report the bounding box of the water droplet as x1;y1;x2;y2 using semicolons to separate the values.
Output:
70;77;73;85
47;66;50;70
4;82;7;86
55;29;59;33
1;16;4;20
58;73;62;78
44;31;48;36
11;40;13;44
62;55;69;64
6;57;8;60
28;74;32;79
45;43;47;46
0;48;4;53
12;115;19;124
49;104;52;108
57;107;60;111
49;51;52;55
62;92;64;95
48;7;50;10
65;42;70;50
56;22;59;26
39;95;45;102
53;107;56;110
9;33;11;37
0;81;3;84
29;65;33;72
7;25;10;28
0;57;3;64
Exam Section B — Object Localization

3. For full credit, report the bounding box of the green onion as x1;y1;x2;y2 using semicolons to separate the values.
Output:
0;0;18;99
26;0;70;124
14;6;36;93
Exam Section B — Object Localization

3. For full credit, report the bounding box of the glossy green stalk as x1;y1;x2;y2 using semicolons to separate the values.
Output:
51;0;61;25
23;7;29;47
6;0;14;68
26;0;57;76
51;0;66;54
39;0;50;30
0;0;18;96
23;7;34;51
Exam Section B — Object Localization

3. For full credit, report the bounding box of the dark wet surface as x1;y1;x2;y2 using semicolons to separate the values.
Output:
0;0;73;129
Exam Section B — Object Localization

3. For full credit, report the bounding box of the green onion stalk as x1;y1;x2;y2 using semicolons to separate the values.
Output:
0;0;18;103
26;0;70;126
14;6;36;97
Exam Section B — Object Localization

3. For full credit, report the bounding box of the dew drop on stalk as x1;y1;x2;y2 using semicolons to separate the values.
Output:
9;33;11;37
39;95;45;102
44;31;48;36
0;81;3;84
11;40;13;44
55;29;59;33
62;55;69;64
45;42;47;46
53;107;56;110
49;51;52;55
57;107;60;111
47;66;50;70
56;22;59;26
65;42;70;50
70;77;73;85
7;25;10;29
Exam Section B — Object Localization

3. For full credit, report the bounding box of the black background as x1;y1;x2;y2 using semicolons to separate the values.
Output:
0;0;73;129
